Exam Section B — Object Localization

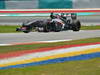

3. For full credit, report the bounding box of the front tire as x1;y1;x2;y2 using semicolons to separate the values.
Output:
72;20;81;31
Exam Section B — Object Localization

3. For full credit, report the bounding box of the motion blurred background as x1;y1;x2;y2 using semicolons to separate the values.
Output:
0;0;100;9
0;0;100;26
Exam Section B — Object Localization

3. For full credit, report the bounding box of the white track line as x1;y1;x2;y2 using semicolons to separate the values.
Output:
0;39;72;46
0;44;12;46
38;39;72;43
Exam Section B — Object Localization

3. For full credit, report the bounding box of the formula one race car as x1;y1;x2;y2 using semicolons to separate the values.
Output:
16;13;81;33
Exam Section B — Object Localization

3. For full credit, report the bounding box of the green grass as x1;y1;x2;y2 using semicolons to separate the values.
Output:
0;25;19;33
0;25;99;33
81;25;100;30
0;57;100;75
0;37;100;53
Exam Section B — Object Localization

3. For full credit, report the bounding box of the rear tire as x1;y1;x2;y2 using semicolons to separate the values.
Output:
43;24;50;32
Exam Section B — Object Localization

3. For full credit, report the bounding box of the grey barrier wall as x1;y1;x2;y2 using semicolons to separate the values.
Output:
5;0;72;9
5;0;38;9
1;0;100;9
73;0;100;8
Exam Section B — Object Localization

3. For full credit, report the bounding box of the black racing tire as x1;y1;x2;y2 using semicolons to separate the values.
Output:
43;24;50;32
72;20;81;31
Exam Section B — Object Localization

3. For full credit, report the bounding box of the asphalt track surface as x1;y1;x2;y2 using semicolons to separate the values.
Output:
0;16;100;44
0;30;100;44
0;16;100;25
